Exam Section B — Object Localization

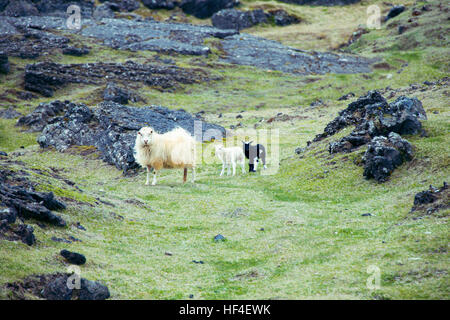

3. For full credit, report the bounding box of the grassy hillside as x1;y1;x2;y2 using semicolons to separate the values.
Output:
0;0;448;299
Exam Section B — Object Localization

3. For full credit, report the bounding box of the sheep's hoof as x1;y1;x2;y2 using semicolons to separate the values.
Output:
145;182;149;186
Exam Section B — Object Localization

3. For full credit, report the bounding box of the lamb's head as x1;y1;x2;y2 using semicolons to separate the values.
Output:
214;144;224;154
136;127;155;147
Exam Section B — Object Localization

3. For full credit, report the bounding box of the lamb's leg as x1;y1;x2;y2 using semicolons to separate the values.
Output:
254;157;259;171
227;163;231;176
145;166;152;185
232;160;236;176
220;161;225;176
183;168;187;183
191;167;196;183
152;170;157;186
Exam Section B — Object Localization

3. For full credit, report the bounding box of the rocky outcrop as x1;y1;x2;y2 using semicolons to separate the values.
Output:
23;61;211;97
142;0;178;10
0;0;95;18
212;9;267;31
5;273;110;300
0;107;22;119
0;168;67;245
277;0;360;5
411;182;449;215
268;9;300;26
3;15;372;75
62;46;90;56
103;82;142;104
17;100;72;132
180;0;240;19
314;91;427;153
34;101;226;172
0;51;10;74
385;5;406;21
362;132;413;182
220;33;373;75
99;0;140;12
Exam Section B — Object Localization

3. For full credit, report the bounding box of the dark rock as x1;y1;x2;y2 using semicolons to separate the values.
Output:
75;222;86;231
60;249;86;265
142;0;178;10
180;0;240;19
278;0;360;5
62;46;90;56
268;9;300;26
93;3;115;20
1;0;38;17
212;9;267;31
17;100;71;132
103;82;133;104
75;278;110;300
0;0;9;12
362;132;413;182
317;91;426;154
361;213;372;216
411;182;449;215
0;51;9;74
37;101;226;173
42;274;72;300
51;236;72;243
99;0;140;12
15;224;36;245
0;107;22;119
0;207;16;223
7;272;110;300
337;92;355;101
192;260;204;264
398;25;408;34
221;33;373;75
385;5;406;21
214;234;226;241
33;0;95;18
23;61;211;97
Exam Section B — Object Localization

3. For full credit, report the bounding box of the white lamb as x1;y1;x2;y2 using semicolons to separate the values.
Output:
134;126;196;186
214;144;246;176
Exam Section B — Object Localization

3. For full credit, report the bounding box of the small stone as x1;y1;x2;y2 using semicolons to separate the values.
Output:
60;250;86;265
214;234;226;242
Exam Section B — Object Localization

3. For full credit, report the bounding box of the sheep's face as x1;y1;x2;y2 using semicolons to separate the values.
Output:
137;127;155;146
242;141;253;152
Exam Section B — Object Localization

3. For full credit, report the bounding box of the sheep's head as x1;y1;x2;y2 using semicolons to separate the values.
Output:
137;127;155;147
214;144;224;154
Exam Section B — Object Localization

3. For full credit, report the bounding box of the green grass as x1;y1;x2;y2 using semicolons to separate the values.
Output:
0;0;449;300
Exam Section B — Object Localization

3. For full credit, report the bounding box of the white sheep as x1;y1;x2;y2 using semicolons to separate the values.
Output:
134;126;196;186
214;144;246;176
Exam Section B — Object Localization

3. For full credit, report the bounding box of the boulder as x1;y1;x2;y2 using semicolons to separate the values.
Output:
42;275;73;300
385;5;406;21
362;132;413;182
0;107;22;119
99;0;139;12
277;0;360;5
93;3;116;20
60;250;86;265
410;182;449;215
0;51;9;74
42;274;110;300
180;0;240;19
75;278;110;300
1;0;38;17
268;9;299;26
142;0;178;10
212;9;267;30
62;46;90;56
103;82;133;104
17;100;71;132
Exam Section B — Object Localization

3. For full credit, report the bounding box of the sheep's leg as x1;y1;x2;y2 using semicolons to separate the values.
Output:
152;170;157;186
254;157;259;171
183;168;187;183
220;161;225;176
227;163;231;176
232;160;236;176
191;167;196;183
145;166;153;185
